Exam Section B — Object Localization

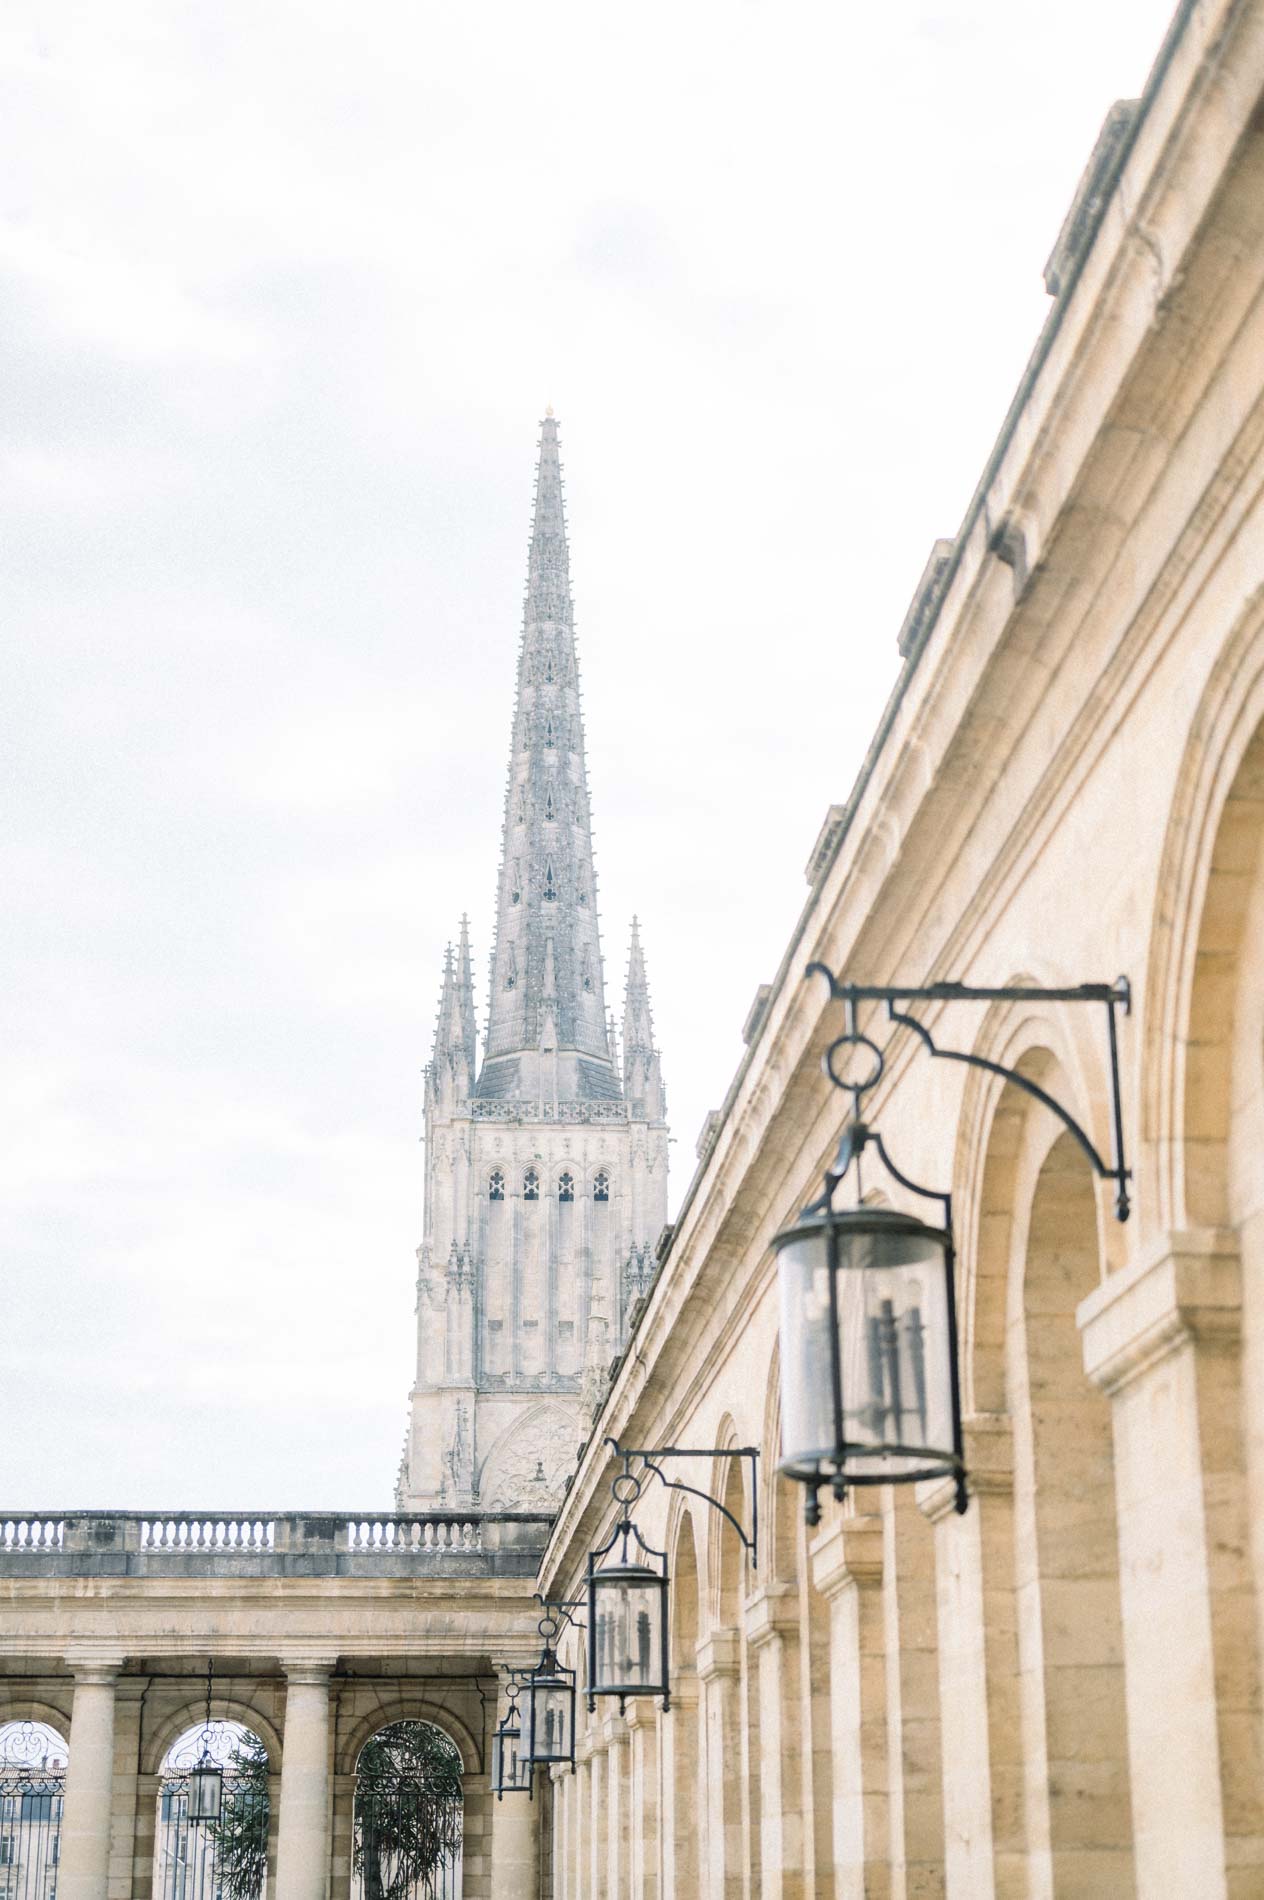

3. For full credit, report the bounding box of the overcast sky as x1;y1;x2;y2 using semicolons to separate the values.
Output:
1;0;1176;1508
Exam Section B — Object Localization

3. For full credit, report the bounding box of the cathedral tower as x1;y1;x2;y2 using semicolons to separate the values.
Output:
398;415;670;1512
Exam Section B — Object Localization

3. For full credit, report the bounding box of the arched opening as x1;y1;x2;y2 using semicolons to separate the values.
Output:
0;1721;67;1900
154;1719;270;1900
1011;1125;1133;1892
352;1721;463;1900
663;1510;701;1900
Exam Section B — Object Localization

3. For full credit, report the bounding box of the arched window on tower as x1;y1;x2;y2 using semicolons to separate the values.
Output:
504;946;517;989
523;1169;540;1201
489;1171;505;1202
544;716;555;748
510;861;521;905
593;1170;610;1203
544;863;557;902
544;787;555;821
558;1172;574;1202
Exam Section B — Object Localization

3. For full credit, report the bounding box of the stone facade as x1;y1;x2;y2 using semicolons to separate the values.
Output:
397;416;669;1515
534;2;1264;1893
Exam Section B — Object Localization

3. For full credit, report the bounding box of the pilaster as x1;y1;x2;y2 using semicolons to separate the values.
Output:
1079;1230;1264;1896
744;1583;805;1900
810;1513;888;1900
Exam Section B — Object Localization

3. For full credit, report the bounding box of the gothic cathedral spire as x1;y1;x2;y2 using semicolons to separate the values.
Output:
479;414;617;1103
400;415;669;1515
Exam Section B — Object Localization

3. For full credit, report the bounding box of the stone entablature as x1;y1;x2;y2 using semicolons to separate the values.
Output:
0;1510;551;1579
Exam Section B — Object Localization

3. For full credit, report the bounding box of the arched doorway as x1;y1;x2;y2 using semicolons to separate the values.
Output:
0;1721;67;1900
351;1721;463;1900
154;1720;270;1900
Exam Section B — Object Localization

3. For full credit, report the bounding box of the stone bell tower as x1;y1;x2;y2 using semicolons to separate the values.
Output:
397;414;670;1513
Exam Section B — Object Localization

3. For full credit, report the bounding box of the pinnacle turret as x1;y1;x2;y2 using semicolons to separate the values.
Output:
477;415;620;1103
622;916;667;1123
428;921;477;1104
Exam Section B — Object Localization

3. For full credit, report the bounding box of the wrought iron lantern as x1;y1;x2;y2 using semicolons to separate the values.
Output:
775;967;1133;1525
188;1659;223;1824
492;1685;533;1801
587;1503;669;1714
522;1613;576;1769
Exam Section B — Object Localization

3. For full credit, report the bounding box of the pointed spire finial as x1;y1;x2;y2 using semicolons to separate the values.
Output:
476;417;617;1103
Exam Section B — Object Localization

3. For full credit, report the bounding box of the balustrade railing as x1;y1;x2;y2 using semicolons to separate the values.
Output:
0;1509;551;1574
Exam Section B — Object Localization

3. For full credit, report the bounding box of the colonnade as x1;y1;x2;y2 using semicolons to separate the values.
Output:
8;1656;542;1900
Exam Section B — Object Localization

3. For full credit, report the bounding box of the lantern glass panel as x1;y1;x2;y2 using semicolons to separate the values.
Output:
526;1682;572;1763
493;1722;528;1793
776;1211;954;1481
591;1568;665;1696
188;1763;223;1822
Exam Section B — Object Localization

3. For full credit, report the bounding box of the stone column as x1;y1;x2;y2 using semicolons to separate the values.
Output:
745;1584;804;1900
809;1513;888;1900
1079;1232;1264;1898
587;1723;608;1900
275;1660;333;1900
60;1658;122;1900
573;1734;593;1900
488;1674;539;1900
490;1786;540;1900
550;1765;571;1900
626;1700;659;1900
657;1678;700;1900
109;1677;148;1900
695;1629;743;1900
918;1415;1020;1900
603;1714;630;1900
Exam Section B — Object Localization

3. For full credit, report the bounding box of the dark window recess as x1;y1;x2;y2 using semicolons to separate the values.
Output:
558;1172;575;1202
558;1320;575;1338
523;1169;540;1200
489;1170;505;1201
522;1318;538;1330
488;1318;503;1332
593;1170;610;1202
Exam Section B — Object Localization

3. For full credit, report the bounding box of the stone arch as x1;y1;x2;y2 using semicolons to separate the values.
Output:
1179;717;1264;1228
142;1694;282;1777
348;1715;465;1900
1142;587;1264;1230
337;1701;483;1780
758;1341;799;1588
707;1411;751;1629
663;1504;702;1899
475;1401;575;1509
955;995;1117;1416
1008;1121;1134;1892
0;1694;72;1737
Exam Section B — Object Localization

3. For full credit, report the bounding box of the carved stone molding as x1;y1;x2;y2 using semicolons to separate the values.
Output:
1078;1228;1241;1395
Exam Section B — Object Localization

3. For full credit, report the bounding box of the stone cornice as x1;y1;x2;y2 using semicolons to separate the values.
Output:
1078;1228;1241;1394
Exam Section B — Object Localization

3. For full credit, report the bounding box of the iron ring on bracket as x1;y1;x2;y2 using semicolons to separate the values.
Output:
824;1030;885;1097
611;1472;642;1507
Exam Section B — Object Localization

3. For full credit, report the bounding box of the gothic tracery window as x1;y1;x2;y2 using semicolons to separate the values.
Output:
544;787;555;821
558;1171;574;1202
523;1168;540;1201
544;716;555;748
593;1170;610;1202
489;1170;505;1201
505;945;517;989
544;862;557;902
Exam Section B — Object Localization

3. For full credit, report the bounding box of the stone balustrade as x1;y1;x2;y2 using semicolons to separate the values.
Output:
0;1508;552;1577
